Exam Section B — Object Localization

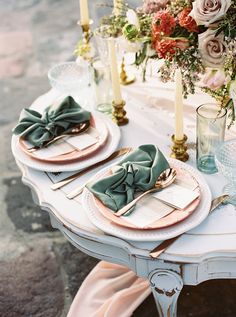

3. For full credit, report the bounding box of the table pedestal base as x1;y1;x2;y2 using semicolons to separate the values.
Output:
149;269;183;317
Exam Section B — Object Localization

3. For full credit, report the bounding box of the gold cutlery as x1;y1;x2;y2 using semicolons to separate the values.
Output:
51;147;133;191
115;169;177;217
149;194;230;259
27;121;90;152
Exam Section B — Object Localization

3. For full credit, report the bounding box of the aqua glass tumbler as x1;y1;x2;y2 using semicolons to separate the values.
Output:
196;103;227;174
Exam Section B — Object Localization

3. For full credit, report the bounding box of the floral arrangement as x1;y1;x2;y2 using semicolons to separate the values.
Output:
97;0;236;125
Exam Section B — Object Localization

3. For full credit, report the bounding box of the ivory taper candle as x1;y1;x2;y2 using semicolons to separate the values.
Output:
113;0;123;16
79;0;90;25
174;69;184;140
108;38;123;105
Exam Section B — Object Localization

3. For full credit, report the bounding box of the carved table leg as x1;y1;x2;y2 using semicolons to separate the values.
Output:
149;269;183;317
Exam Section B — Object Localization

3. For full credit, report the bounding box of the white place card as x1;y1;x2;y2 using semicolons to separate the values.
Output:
152;183;200;210
33;140;74;159
87;127;99;138
121;196;174;227
66;133;97;150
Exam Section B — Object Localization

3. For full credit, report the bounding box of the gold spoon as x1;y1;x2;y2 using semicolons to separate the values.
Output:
27;121;90;152
115;168;177;217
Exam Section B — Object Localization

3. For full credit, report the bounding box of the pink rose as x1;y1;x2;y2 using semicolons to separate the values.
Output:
140;0;169;14
190;0;231;26
201;69;230;90
198;29;227;68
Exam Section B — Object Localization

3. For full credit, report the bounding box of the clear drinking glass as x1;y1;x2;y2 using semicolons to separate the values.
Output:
90;59;113;114
215;139;236;205
196;103;227;174
94;27;122;66
94;26;112;66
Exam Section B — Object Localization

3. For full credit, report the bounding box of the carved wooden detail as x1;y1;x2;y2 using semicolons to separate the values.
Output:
149;269;183;317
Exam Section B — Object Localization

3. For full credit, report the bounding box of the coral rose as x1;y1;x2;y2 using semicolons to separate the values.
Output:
152;10;176;36
178;8;199;33
154;38;177;58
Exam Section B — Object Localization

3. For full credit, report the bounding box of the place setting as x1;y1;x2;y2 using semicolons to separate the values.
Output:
81;144;213;244
11;95;121;173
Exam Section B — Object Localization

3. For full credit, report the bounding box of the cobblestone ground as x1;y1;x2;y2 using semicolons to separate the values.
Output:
1;1;236;316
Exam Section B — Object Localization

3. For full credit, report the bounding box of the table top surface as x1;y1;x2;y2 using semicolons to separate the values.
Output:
13;71;236;264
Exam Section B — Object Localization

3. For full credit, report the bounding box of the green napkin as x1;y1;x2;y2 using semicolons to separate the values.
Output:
12;96;91;148
87;144;170;212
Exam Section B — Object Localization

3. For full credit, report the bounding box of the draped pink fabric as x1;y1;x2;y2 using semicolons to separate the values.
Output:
67;261;151;317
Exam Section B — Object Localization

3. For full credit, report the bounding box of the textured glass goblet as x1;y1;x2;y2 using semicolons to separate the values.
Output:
48;61;89;107
215;139;236;205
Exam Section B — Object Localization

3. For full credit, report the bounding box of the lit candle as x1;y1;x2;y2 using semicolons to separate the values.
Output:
108;38;123;105
174;69;184;140
79;0;90;25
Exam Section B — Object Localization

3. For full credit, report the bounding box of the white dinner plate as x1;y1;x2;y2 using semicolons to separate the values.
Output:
11;113;121;172
82;158;212;241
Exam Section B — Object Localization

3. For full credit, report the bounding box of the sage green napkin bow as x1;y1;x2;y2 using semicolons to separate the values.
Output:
12;96;91;148
87;144;170;212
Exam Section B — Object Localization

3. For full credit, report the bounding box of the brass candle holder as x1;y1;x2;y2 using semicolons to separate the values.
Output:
170;134;189;162
112;100;129;126
120;57;136;85
77;19;94;60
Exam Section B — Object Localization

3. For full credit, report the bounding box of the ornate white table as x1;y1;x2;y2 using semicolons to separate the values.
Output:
12;81;236;317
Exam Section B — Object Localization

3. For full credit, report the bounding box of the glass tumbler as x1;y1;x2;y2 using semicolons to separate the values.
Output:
196;103;227;174
215;139;236;205
90;59;113;114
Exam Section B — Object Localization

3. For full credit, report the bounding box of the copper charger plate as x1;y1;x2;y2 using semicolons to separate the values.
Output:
93;166;201;230
18;115;109;164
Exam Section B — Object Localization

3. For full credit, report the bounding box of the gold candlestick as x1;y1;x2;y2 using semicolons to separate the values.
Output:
170;134;189;162
120;57;136;85
77;19;94;60
112;100;129;126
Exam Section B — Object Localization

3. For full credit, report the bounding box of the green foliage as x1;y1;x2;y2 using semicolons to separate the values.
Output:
135;43;147;66
216;8;236;39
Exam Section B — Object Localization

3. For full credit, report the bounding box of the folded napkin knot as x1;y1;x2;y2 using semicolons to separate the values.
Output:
45;121;56;132
87;145;170;212
12;96;91;148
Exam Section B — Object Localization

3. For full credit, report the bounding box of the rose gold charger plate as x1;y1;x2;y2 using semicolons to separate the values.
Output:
18;115;109;164
92;166;201;230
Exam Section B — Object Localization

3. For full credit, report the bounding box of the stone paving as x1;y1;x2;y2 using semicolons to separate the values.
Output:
1;1;236;316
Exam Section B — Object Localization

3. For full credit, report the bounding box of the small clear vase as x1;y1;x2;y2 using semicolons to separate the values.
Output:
90;59;113;114
196;103;227;174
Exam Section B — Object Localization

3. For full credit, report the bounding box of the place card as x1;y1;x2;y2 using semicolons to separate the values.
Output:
121;196;174;227
33;140;74;159
120;182;199;228
152;183;200;210
66;133;97;150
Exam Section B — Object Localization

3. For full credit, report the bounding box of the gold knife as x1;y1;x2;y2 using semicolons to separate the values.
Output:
50;147;132;190
149;194;229;259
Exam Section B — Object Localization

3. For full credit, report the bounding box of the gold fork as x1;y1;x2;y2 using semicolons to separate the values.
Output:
51;147;133;191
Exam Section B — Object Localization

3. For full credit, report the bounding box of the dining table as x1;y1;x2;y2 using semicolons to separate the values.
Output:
11;69;236;317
